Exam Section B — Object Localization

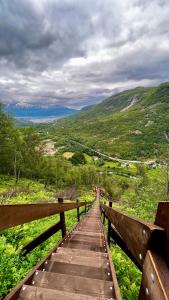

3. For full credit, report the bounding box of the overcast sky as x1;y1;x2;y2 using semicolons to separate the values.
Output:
0;0;169;108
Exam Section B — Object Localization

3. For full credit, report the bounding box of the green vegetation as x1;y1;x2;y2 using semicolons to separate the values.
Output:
70;152;86;165
0;83;169;299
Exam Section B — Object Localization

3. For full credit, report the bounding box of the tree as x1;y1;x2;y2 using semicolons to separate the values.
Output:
70;152;86;165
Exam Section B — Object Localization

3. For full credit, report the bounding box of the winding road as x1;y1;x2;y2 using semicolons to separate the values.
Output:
69;139;167;167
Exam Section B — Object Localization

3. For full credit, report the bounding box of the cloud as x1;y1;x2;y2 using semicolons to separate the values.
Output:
0;0;169;108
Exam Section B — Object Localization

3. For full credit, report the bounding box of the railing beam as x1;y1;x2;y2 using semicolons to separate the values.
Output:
22;221;61;255
139;251;169;299
110;225;142;270
0;201;88;231
101;203;164;268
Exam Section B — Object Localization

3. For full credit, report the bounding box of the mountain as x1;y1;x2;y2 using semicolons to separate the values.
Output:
52;83;169;160
3;104;78;123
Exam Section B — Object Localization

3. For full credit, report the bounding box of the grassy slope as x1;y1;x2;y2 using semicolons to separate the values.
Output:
51;83;169;160
0;176;94;298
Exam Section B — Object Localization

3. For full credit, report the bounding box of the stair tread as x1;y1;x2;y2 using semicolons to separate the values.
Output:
32;271;114;297
64;237;104;247
14;201;119;300
72;230;104;237
18;285;113;300
70;234;104;243
62;240;105;252
42;260;111;281
50;253;109;268
56;247;107;257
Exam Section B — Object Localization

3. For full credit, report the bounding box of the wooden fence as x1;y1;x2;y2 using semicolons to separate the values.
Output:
0;198;93;255
99;189;169;299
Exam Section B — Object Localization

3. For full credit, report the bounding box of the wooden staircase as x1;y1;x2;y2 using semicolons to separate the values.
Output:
3;188;169;299
17;201;120;300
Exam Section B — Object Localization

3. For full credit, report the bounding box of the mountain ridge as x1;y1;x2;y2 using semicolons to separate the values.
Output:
51;83;169;160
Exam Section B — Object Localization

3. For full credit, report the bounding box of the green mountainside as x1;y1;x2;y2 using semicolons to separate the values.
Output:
51;83;169;160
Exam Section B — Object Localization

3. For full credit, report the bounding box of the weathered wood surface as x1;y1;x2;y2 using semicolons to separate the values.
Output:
155;202;169;267
139;251;169;299
0;201;87;230
110;225;142;270
5;195;121;300
101;203;164;267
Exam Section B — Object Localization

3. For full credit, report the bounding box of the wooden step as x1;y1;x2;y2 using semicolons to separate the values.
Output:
43;260;111;281
56;247;107;258
65;236;104;247
18;285;112;300
61;240;105;252
71;233;104;243
72;230;104;237
50;253;109;268
32;271;114;298
75;227;102;233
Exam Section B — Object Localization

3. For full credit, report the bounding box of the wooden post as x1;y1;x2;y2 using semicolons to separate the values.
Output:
103;210;106;225
58;198;66;238
85;200;87;214
77;199;80;222
108;200;113;246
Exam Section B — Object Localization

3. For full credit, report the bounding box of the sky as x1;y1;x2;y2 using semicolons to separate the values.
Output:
0;0;169;109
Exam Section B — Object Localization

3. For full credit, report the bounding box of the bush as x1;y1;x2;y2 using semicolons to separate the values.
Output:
70;152;86;165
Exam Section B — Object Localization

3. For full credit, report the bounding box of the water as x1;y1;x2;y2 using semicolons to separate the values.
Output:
15;116;62;124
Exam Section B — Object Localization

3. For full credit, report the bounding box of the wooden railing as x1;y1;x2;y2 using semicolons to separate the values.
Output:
0;198;93;255
99;188;169;299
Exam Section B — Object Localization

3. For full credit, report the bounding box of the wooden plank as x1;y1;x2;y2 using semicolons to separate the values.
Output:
110;225;142;270
62;240;105;252
101;204;164;267
44;260;111;281
56;247;106;258
139;251;169;299
4;224;78;300
0;201;87;231
155;202;169;267
32;271;114;298
22;221;61;255
18;285;108;300
101;217;122;300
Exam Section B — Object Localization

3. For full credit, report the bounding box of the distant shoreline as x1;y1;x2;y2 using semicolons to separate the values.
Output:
15;116;62;123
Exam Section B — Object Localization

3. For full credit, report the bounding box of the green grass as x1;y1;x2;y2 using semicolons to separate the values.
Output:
0;175;54;204
0;209;79;298
0;177;94;298
0;164;168;299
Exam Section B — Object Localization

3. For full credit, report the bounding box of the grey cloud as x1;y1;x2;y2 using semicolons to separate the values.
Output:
0;0;169;108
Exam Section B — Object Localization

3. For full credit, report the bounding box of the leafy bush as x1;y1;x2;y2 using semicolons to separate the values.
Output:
70;152;86;165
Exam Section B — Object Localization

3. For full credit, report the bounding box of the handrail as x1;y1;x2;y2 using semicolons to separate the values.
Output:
0;198;94;255
98;188;169;299
0;200;93;231
2;195;94;299
101;203;164;268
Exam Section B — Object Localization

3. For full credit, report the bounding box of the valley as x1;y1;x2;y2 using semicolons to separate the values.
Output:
0;82;169;300
49;83;169;162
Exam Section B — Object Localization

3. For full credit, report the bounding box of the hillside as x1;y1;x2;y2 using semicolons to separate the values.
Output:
51;83;169;160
